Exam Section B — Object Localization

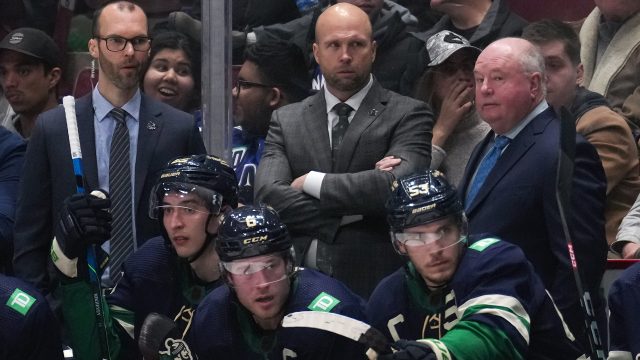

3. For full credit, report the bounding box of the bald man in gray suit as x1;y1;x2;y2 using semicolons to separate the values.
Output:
255;3;432;297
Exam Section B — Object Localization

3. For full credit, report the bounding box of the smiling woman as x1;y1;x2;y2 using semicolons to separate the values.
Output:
142;30;200;113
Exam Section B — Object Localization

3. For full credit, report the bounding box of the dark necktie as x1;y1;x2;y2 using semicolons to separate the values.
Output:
465;135;510;209
332;102;353;165
109;107;133;284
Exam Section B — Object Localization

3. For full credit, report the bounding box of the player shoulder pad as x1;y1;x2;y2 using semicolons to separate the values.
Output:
5;288;37;316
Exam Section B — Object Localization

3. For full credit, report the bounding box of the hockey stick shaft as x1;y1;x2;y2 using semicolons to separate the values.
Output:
555;108;605;359
62;96;111;359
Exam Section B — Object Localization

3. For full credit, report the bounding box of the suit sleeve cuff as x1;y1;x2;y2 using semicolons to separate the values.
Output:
303;171;325;199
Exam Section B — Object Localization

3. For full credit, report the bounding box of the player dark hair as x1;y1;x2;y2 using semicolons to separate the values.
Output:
386;170;465;232
522;19;581;66
244;39;311;103
149;154;238;262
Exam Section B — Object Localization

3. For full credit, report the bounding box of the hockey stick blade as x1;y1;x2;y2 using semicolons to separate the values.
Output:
282;311;391;358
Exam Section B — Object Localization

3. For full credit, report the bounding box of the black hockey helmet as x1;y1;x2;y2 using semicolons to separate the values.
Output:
149;154;238;219
149;154;238;262
216;205;292;262
386;170;463;232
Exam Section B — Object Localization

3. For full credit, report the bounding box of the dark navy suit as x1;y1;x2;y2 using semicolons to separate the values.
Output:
12;93;206;295
458;106;608;350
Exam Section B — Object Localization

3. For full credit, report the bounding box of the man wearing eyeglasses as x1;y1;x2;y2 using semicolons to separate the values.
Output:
13;0;206;298
231;39;311;205
367;170;582;360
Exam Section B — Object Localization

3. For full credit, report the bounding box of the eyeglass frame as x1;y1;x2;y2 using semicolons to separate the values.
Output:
233;79;285;96
94;35;152;52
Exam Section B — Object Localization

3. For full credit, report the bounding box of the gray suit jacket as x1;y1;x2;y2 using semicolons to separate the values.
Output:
255;80;433;243
13;93;206;293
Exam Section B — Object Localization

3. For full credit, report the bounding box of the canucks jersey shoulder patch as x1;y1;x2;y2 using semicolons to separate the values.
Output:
308;292;341;312
469;238;500;252
6;288;36;316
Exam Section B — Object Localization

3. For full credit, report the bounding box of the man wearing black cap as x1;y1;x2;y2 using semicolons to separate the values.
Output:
0;27;62;139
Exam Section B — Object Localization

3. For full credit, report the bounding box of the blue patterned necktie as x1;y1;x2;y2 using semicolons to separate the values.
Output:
332;102;353;165
465;135;510;208
109;107;133;284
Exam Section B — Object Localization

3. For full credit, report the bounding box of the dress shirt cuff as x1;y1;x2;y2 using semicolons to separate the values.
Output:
303;171;325;199
430;145;447;170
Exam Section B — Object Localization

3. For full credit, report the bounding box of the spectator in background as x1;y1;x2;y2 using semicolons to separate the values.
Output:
239;0;423;94
523;19;640;258
414;30;489;185
232;39;310;204
459;37;607;351
579;0;640;138
255;3;432;297
0;27;62;139
607;261;640;358
142;30;200;114
401;0;527;95
0;126;25;274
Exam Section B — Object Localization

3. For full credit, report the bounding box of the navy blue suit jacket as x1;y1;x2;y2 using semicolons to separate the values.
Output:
12;93;206;294
459;107;608;342
0;127;25;273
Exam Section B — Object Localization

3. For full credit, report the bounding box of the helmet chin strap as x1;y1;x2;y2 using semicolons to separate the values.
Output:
187;213;216;263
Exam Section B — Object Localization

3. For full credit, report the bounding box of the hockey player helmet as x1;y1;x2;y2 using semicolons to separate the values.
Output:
387;170;463;232
217;205;295;288
149;154;238;219
216;205;292;262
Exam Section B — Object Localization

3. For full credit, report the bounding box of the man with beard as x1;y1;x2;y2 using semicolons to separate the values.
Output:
13;0;205;296
231;39;310;205
255;3;432;297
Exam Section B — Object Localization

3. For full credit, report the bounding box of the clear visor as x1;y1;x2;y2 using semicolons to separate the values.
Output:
149;182;223;219
392;225;466;255
222;253;293;288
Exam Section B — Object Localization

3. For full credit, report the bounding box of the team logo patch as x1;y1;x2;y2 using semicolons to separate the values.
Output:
6;288;36;316
159;338;194;360
469;238;500;252
307;292;340;312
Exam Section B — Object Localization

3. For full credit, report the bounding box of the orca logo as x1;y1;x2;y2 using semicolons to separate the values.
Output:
159;338;194;360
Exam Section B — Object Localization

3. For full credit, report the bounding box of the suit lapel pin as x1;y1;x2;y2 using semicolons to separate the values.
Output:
369;109;378;116
147;121;156;130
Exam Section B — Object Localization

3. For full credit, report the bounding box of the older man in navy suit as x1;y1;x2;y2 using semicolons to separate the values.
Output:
459;37;607;352
13;1;205;295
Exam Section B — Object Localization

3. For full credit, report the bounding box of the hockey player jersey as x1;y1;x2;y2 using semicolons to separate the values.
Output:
0;274;63;359
62;236;223;359
232;127;265;205
189;268;368;359
366;238;582;359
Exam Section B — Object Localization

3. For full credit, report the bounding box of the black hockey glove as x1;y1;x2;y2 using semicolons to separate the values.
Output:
377;340;438;360
56;191;111;259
